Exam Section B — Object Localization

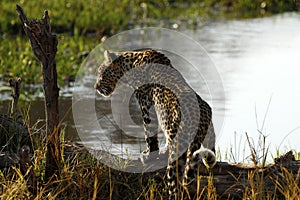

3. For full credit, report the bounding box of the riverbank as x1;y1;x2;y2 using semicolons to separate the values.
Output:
1;1;299;36
0;139;299;199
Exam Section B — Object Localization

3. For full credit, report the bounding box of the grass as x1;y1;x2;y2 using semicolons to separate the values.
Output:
0;76;299;200
0;1;299;86
0;35;95;86
0;0;299;36
0;121;299;199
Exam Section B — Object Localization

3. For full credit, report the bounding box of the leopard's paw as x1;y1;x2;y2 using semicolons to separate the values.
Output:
140;149;159;165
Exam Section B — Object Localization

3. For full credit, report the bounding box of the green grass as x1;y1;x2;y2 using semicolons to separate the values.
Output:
0;35;96;86
0;0;299;36
0;1;299;86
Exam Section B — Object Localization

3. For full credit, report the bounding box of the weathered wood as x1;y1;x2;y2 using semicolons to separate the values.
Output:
87;150;300;199
16;5;61;181
8;78;22;119
18;145;37;195
115;151;300;199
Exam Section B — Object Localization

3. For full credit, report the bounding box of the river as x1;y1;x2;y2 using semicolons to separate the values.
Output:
1;13;299;163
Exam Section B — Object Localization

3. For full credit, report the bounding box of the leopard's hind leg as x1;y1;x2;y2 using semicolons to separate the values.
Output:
182;143;216;198
166;138;179;200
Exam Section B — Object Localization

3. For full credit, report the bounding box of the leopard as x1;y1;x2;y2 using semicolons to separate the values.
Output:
94;49;216;199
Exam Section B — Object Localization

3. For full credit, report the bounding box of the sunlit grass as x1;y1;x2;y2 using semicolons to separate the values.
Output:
1;102;299;199
0;35;95;86
0;167;32;199
0;128;298;199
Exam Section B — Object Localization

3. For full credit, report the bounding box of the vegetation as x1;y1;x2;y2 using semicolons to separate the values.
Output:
0;0;299;36
0;35;94;86
1;98;299;199
0;0;299;85
0;1;299;199
0;128;299;199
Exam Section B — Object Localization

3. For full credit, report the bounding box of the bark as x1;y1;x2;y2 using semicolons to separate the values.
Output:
16;5;61;181
111;151;300;199
9;78;21;120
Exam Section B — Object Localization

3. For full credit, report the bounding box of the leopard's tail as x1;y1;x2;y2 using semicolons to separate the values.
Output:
192;145;216;168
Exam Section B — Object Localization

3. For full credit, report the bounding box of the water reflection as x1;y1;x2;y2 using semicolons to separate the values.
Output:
187;13;300;161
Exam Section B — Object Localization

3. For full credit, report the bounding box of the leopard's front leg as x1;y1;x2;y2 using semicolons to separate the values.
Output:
135;88;160;164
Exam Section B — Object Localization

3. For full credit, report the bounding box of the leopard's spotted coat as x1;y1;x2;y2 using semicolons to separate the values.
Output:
94;49;216;199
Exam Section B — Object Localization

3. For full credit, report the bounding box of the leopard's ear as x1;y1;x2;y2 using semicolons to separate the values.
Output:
104;50;118;63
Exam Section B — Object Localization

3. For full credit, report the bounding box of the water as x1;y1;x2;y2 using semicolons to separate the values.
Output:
187;13;300;161
1;13;300;162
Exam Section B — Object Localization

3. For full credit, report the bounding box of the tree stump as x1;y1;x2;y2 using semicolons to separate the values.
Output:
16;5;61;181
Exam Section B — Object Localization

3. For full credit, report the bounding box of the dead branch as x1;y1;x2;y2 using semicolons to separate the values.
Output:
16;5;61;181
9;78;22;119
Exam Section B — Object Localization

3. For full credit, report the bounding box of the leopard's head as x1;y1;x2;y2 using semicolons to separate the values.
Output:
94;50;122;97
